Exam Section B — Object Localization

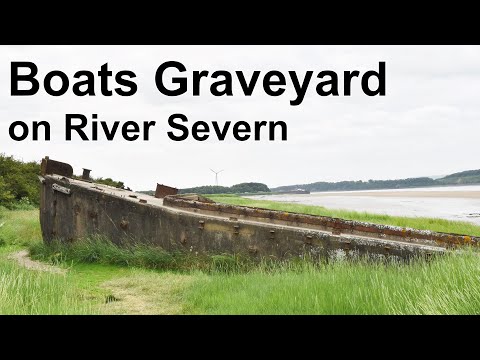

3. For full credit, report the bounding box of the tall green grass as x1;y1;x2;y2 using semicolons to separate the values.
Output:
29;236;257;274
0;207;41;247
208;195;480;236
184;250;480;314
30;237;185;270
0;260;93;314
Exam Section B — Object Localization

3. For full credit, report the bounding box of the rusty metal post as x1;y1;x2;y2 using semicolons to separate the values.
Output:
82;168;92;180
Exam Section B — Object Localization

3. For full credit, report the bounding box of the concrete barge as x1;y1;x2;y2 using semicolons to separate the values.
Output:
39;158;479;261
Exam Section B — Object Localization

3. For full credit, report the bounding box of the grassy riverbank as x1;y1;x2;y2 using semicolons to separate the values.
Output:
208;194;480;236
184;251;480;314
1;207;480;314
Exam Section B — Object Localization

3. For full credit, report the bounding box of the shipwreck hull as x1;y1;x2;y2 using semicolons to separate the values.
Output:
38;158;480;261
40;180;478;259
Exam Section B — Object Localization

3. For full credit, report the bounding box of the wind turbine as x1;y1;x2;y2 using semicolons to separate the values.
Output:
210;168;224;186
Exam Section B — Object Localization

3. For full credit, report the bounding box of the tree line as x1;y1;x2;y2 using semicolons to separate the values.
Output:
272;170;480;193
179;182;270;195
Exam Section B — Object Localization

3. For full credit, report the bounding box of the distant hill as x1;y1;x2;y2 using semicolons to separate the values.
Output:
436;169;480;185
427;174;448;180
272;169;480;193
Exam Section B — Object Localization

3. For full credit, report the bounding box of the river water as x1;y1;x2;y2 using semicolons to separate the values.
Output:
246;185;480;225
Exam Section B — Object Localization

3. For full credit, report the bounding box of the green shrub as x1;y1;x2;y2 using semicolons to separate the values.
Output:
0;154;41;208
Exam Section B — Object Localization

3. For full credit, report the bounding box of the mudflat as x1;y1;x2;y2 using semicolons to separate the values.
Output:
249;186;480;225
313;190;480;199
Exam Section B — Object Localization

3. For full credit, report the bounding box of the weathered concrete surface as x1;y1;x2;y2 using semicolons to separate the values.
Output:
40;174;446;261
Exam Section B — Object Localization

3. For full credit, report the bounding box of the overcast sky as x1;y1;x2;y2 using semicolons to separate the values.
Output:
1;45;479;190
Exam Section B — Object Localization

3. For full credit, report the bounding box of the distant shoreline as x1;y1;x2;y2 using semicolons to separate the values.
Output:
271;169;480;194
286;184;480;199
268;184;480;198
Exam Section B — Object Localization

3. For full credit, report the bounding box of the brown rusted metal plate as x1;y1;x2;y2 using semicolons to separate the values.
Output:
41;158;73;178
155;183;178;198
